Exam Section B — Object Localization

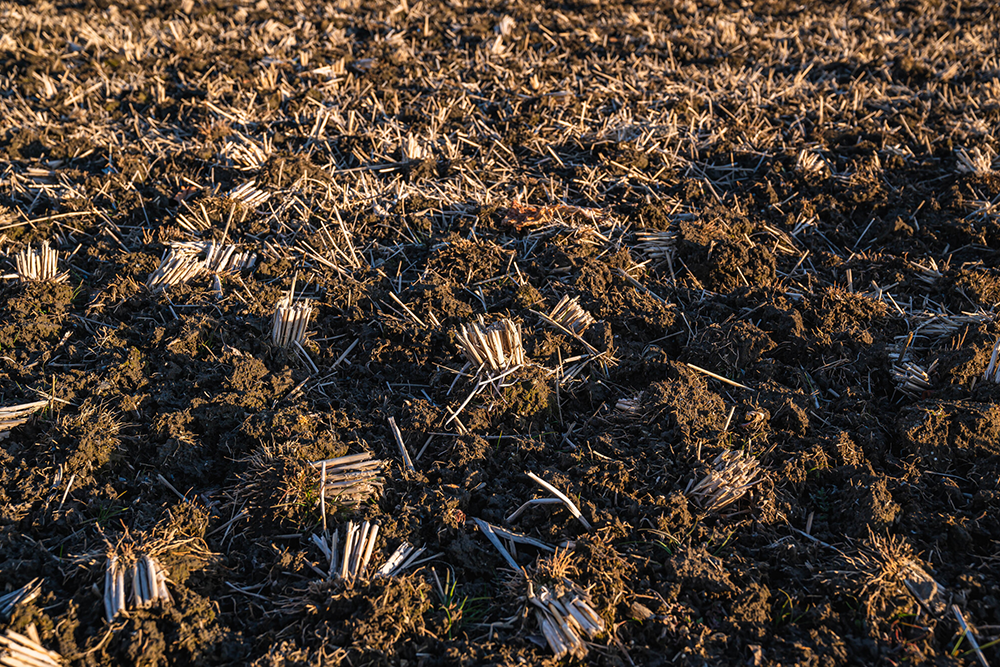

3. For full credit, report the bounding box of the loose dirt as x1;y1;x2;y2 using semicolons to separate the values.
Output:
1;0;999;665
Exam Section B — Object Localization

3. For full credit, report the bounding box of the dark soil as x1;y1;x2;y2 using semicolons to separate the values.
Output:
1;0;1000;665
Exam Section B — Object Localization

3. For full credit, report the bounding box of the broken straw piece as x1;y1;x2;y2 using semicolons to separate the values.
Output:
547;295;595;334
0;629;63;667
455;317;524;372
687;450;762;513
529;579;604;660
14;242;66;283
0;400;48;438
526;472;592;531
0;579;41;620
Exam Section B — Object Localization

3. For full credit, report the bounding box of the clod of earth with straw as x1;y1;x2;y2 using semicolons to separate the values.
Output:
0;400;48;439
686;450;763;513
311;453;386;507
529;579;605;660
272;277;313;349
455;317;524;372
0;629;62;667
547;295;595;334
477;533;604;661
14;242;66;283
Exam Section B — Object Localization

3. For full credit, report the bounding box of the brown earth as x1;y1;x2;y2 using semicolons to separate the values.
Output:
1;0;1000;665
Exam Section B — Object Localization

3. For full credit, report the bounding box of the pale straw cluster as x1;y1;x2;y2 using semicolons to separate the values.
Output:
227;181;269;207
312;453;386;507
14;242;66;283
634;229;677;262
147;241;256;292
455;317;524;372
0;630;62;667
104;553;171;622
0;578;40;620
312;520;381;581
272;277;313;349
686;450;762;513
529;579;605;660
0;400;48;439
547;295;595;335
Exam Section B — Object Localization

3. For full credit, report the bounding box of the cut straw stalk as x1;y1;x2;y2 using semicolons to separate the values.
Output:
634;229;677;260
14;242;66;283
529;579;605;660
227;181;269;206
388;417;415;473
686;450;762;513
455;317;524;372
147;251;204;292
892;360;936;397
0;629;62;667
272;277;313;349
147;241;256;292
377;542;431;577
526;472;592;531
0;579;41;620
0;400;48;437
984;338;1000;384
547;295;595;334
310;453;385;506
105;553;171;621
311;521;424;582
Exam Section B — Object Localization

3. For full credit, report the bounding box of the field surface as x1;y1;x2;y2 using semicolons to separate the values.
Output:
1;0;1000;665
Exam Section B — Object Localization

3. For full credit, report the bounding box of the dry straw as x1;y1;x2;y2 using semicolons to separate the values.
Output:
272;277;313;349
148;241;256;292
0;578;40;620
376;542;431;577
795;149;828;175
529;579;605;660
892;360;936;397
0;400;48;439
0;629;62;667
455;317;524;372
634;229;677;262
615;393;643;414
984;338;1000;384
955;146;995;176
525;472;592;532
15;242;66;283
311;452;386;507
104;552;171;621
312;520;379;581
147;249;204;292
547;295;595;334
687;450;762;513
226;181;269;207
